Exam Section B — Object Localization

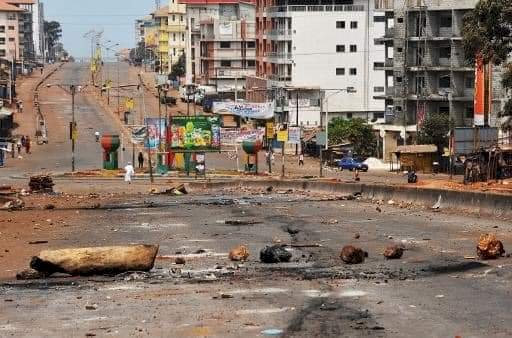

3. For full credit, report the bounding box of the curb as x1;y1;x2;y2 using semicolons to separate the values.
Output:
187;179;512;219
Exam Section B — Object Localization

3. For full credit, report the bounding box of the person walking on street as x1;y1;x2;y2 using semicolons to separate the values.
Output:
19;101;23;114
16;138;22;155
138;152;144;169
299;153;304;167
24;136;31;154
124;162;135;184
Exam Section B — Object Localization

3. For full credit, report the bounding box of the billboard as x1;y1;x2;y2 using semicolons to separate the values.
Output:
453;127;498;155
288;127;301;144
212;101;275;120
170;116;221;151
220;127;265;145
144;118;166;150
474;55;485;126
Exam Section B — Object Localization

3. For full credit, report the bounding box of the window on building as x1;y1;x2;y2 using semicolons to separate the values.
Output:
440;16;452;28
396;76;402;83
374;86;385;92
397;47;403;53
374;112;385;119
221;60;231;67
397;17;404;23
465;106;474;118
465;76;475;89
173;33;176;41
374;16;385;22
247;60;255;67
350;44;357;52
247;41;256;48
7;14;15;20
374;62;384;68
0;26;5;33
439;106;450;114
349;68;357;75
180;15;183;22
439;46;451;59
336;45;345;53
439;75;451;88
182;33;185;41
350;21;358;29
346;112;353;119
8;38;14;42
8;26;14;30
336;21;345;29
0;38;5;45
173;48;176;56
336;68;345;75
220;41;231;48
172;15;176;22
0;50;5;57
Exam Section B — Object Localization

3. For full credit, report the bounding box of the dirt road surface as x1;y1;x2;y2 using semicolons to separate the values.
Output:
1;184;512;337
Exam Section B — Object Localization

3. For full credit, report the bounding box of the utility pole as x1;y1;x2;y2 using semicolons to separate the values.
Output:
117;54;120;114
70;85;76;172
139;74;153;183
295;89;299;155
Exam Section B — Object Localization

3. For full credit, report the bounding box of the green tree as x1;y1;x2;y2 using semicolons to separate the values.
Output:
170;53;186;79
44;21;62;60
462;0;512;118
417;113;451;151
328;118;377;157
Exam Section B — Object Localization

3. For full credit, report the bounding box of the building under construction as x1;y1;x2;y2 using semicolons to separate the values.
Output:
373;0;508;161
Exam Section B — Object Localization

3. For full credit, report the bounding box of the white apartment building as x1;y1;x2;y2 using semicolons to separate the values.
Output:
183;0;256;94
255;0;386;126
32;0;44;60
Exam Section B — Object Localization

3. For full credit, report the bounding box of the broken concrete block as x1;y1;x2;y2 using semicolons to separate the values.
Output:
340;245;367;264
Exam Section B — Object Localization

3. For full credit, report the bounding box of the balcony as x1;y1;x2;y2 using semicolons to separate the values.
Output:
267;4;364;17
264;52;293;63
209;68;255;79
267;29;292;40
375;0;394;11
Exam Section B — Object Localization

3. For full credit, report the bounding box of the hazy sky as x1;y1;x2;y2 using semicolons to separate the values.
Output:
44;0;157;57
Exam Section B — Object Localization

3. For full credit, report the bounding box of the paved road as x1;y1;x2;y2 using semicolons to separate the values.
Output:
1;188;511;337
1;62;123;177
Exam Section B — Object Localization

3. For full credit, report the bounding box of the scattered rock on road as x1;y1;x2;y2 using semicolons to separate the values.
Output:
383;245;404;259
260;245;292;263
44;204;55;210
175;257;186;265
16;269;48;280
340;245;367;264
229;245;249;262
477;234;505;260
1;198;25;211
29;175;54;193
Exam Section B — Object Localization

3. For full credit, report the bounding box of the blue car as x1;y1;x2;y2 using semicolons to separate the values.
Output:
336;157;369;172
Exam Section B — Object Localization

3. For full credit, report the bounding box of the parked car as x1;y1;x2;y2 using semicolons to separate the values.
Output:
335;157;369;172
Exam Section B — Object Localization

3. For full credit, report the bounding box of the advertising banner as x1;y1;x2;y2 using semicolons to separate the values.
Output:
213;101;275;120
144;118;166;150
220;127;265;145
170;116;221;151
288;127;301;144
474;55;485;126
277;130;288;142
266;122;274;138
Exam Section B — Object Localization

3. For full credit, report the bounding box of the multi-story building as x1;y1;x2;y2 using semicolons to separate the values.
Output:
253;0;385;126
154;6;170;73
182;0;256;94
168;0;186;70
32;0;44;61
6;0;35;70
0;2;22;102
373;0;507;160
143;16;158;69
135;19;145;45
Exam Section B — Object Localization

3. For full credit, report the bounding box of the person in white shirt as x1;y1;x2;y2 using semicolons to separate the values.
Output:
124;163;135;184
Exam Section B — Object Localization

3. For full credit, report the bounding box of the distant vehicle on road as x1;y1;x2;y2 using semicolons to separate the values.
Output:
335;157;369;172
194;86;217;105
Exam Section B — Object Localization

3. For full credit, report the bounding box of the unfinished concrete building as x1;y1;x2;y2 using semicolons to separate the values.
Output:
373;0;506;160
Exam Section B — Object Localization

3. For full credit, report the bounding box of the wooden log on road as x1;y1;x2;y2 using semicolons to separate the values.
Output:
30;245;159;276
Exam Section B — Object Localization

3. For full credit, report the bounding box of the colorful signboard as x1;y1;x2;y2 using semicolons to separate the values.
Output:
266;122;274;138
277;130;289;142
212;101;275;120
170;116;221;151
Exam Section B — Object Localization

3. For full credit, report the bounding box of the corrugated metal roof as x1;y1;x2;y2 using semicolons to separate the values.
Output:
394;144;437;153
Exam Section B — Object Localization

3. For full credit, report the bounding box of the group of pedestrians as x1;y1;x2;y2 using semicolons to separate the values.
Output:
13;135;31;157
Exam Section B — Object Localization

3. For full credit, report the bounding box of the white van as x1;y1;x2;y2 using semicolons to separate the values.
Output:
180;84;197;102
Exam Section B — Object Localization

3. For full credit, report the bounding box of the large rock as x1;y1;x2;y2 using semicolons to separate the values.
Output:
383;245;404;259
477;234;505;260
260;245;292;263
30;245;159;276
229;245;249;261
340;245;367;264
